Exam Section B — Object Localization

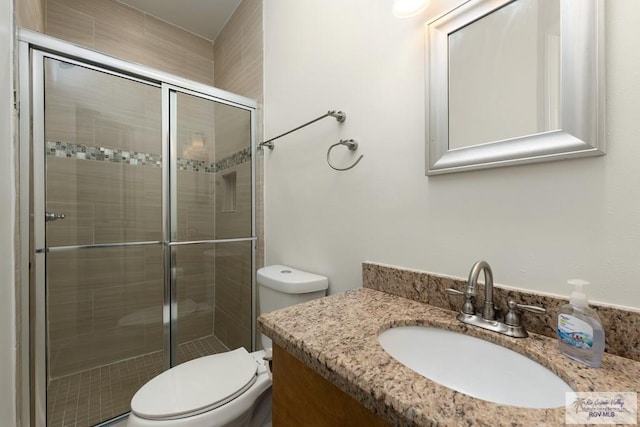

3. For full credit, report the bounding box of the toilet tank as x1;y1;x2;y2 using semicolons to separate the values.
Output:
257;265;328;350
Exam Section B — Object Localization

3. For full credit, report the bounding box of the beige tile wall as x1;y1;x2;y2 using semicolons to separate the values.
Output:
209;100;253;350
46;157;242;376
45;57;162;156
214;0;264;269
175;245;217;349
46;245;165;377
177;93;216;165
44;64;222;377
176;170;217;241
214;0;264;101
175;92;218;246
45;158;163;247
45;0;216;86
213;0;264;350
16;0;46;32
213;160;253;350
213;241;253;350
31;0;263;374
214;102;252;160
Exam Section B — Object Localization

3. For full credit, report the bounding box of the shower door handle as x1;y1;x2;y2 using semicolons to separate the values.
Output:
45;212;66;222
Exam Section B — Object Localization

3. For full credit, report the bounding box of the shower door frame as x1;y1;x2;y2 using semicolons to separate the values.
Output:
18;29;258;427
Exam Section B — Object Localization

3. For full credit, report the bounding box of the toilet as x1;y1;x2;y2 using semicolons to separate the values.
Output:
126;265;329;427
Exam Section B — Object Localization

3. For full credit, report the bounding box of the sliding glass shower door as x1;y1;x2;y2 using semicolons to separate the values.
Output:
31;46;256;427
172;92;254;365
42;56;166;426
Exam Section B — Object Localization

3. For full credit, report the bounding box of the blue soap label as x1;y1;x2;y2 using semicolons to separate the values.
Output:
558;313;594;349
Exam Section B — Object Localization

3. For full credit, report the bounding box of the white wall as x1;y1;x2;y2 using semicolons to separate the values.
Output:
0;0;16;424
263;0;640;309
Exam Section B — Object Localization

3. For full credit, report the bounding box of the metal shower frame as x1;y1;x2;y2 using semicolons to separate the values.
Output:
18;29;259;427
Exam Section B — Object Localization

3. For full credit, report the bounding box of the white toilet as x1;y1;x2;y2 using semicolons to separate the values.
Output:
126;265;329;427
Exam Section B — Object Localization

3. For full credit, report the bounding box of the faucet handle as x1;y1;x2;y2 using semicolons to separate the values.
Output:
445;288;475;315
514;302;546;315
445;288;464;297
504;300;545;327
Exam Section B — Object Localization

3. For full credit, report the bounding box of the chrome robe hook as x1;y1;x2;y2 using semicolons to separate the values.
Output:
327;139;363;171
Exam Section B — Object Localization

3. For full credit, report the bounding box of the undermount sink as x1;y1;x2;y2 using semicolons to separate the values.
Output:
378;326;573;408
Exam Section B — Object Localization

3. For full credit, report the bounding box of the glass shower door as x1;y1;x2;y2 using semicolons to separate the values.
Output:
171;91;254;365
41;57;166;427
31;47;256;427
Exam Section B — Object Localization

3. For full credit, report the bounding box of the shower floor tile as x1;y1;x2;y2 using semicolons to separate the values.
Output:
47;335;229;427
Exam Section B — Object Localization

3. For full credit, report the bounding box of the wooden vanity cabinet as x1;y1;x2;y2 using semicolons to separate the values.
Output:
271;344;389;426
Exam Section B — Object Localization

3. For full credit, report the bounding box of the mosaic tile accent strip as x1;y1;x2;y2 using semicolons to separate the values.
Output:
362;262;640;362
46;141;162;167
46;141;251;173
177;157;216;172
214;147;251;172
176;147;251;173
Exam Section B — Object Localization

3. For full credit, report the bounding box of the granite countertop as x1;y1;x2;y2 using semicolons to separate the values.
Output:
258;288;640;427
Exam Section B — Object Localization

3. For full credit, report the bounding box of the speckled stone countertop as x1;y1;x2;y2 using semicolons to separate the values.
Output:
258;288;640;427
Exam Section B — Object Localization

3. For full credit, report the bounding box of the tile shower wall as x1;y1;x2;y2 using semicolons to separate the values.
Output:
44;60;168;378
45;132;252;377
44;62;251;378
214;0;263;102
45;145;251;377
213;102;253;351
46;246;164;378
213;241;253;350
16;0;45;32
45;0;264;353
46;0;216;86
22;0;263;376
213;0;264;350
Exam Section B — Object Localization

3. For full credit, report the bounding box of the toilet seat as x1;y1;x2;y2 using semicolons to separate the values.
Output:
131;348;258;420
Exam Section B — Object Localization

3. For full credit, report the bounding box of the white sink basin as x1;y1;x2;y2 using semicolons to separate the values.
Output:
378;326;573;408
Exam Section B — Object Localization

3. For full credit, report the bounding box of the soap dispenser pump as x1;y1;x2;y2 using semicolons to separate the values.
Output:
557;280;605;367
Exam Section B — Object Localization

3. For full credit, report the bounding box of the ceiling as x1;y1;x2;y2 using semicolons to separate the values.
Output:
116;0;243;42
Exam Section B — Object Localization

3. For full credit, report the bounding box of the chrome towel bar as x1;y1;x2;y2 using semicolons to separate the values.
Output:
259;110;346;150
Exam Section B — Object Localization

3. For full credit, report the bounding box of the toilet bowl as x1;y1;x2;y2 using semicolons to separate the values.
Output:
127;265;328;427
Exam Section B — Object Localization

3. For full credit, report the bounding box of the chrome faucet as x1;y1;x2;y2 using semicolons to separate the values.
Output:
447;261;546;338
465;260;495;320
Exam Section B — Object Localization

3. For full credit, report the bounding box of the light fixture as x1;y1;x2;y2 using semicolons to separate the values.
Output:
392;0;430;18
183;132;208;160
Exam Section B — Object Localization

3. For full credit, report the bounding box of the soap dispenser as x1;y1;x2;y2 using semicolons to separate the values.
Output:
557;279;605;367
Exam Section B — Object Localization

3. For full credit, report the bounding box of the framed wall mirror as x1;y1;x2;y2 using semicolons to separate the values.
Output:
425;0;605;175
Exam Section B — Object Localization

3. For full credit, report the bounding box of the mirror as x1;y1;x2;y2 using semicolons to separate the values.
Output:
426;0;605;175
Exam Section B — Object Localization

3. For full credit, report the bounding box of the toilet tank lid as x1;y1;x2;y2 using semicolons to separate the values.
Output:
257;265;328;294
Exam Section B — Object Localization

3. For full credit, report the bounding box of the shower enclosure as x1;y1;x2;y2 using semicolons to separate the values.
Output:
19;32;257;427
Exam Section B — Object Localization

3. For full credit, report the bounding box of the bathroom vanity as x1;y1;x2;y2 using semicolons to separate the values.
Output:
271;343;388;426
258;264;640;426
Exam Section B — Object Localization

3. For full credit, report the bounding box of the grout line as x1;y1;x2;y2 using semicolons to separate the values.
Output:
47;335;230;426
